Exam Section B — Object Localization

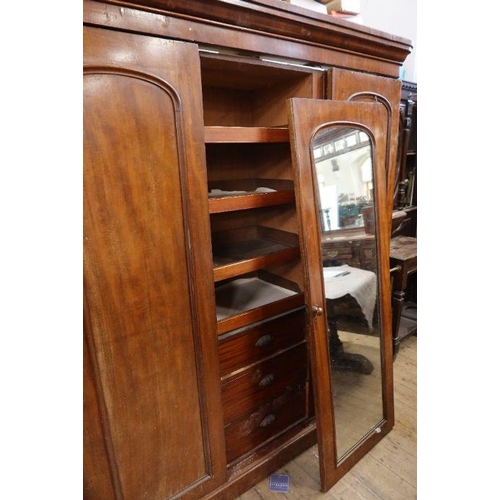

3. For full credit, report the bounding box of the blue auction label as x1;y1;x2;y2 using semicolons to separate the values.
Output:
269;473;289;493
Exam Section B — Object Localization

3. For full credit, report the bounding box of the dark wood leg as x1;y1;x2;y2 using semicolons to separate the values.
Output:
391;267;406;359
327;317;374;375
396;181;408;211
392;291;405;357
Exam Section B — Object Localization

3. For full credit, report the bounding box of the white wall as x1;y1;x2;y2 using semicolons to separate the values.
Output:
287;0;417;82
358;0;417;82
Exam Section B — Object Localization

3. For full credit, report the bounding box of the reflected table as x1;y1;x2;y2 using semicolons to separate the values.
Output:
323;265;377;374
323;265;377;330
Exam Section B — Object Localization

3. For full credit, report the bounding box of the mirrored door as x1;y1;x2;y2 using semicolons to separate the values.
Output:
288;98;394;491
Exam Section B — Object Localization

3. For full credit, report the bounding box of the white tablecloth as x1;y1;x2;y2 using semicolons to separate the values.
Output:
323;265;377;331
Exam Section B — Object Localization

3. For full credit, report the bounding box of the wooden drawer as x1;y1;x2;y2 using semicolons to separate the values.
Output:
224;382;306;464
322;239;377;271
321;242;354;263
218;309;305;378
221;344;307;424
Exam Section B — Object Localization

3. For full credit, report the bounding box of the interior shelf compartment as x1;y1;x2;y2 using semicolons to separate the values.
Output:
215;271;304;335
205;142;294;186
205;126;289;143
208;178;295;214
200;51;322;127
212;226;300;282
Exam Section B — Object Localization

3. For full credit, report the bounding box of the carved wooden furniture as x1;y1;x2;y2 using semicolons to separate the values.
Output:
322;229;376;271
83;1;411;498
389;235;417;355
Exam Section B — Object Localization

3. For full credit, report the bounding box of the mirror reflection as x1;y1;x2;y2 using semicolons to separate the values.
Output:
312;126;384;461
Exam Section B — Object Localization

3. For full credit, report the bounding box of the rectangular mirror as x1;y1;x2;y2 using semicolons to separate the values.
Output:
288;98;394;491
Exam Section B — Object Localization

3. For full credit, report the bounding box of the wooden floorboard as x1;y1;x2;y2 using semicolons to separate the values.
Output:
237;335;417;499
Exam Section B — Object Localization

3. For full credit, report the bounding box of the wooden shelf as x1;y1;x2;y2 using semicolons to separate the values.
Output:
215;276;304;334
213;227;300;281
208;190;295;214
205;126;289;143
214;246;299;282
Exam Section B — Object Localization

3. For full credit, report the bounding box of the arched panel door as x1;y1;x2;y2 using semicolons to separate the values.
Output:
83;27;226;499
288;98;394;492
328;68;402;230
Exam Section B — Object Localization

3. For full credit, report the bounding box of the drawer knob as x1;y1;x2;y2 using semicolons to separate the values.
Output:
311;305;323;317
259;414;276;427
259;374;275;387
255;334;274;347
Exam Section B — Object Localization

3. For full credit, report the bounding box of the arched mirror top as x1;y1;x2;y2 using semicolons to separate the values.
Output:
311;124;377;238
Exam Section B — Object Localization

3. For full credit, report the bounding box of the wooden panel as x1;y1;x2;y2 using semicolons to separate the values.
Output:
219;309;306;377
205;143;295;182
205;126;289;143
83;335;115;499
83;27;225;499
210;206;299;236
84;73;205;496
202;88;255;127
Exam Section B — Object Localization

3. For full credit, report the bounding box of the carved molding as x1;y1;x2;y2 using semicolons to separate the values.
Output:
87;0;412;64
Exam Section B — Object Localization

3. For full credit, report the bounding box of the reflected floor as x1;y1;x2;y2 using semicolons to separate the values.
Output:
331;329;383;459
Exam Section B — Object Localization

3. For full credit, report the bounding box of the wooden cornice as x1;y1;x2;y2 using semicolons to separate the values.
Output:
87;0;413;65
